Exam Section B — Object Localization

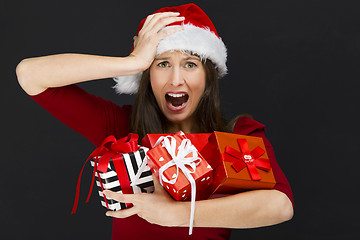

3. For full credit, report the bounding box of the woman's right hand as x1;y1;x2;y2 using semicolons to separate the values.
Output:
129;12;185;71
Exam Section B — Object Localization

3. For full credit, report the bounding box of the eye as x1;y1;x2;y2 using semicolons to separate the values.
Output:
185;62;197;69
158;62;169;68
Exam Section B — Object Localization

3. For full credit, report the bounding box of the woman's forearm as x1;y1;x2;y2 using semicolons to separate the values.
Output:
16;53;141;95
179;189;293;228
102;179;293;229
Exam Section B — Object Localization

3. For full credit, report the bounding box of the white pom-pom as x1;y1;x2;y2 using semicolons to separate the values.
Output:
112;72;143;94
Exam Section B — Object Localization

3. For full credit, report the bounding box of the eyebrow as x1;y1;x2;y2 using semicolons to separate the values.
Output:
154;57;170;61
154;56;201;61
185;56;201;61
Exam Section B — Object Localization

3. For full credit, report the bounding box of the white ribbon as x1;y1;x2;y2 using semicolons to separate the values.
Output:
133;135;201;235
156;136;201;235
131;156;149;187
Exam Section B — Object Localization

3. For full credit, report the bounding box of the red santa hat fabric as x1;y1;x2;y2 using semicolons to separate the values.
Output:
113;3;227;94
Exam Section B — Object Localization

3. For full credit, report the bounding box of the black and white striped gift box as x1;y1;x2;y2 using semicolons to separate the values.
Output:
90;147;154;211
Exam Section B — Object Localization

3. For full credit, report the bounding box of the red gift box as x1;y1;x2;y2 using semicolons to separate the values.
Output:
201;131;276;195
140;132;212;200
145;131;213;235
145;131;213;201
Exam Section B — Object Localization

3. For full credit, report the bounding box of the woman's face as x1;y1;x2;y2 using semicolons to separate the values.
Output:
150;51;206;131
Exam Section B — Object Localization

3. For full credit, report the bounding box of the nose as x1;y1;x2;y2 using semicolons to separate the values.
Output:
169;67;185;87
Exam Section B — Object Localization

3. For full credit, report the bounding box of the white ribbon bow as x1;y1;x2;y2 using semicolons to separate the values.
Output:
157;136;201;235
132;135;201;235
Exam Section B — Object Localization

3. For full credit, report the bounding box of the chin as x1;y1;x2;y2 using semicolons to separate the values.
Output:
165;114;188;124
163;112;192;127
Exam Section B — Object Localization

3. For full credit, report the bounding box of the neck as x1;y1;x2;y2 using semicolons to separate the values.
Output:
166;117;198;134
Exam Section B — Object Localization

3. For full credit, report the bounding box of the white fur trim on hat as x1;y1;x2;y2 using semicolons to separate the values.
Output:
113;24;227;94
157;24;227;77
113;72;142;94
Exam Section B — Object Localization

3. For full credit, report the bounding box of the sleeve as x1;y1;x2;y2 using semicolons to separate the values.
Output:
233;117;294;208
29;85;132;147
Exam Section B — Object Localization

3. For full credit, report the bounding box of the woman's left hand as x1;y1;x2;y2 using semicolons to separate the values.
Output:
103;175;189;227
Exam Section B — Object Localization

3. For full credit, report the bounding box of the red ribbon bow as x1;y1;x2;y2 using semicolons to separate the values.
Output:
71;133;139;214
224;138;271;181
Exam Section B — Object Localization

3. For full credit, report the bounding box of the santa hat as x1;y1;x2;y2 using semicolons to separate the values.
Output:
113;3;227;94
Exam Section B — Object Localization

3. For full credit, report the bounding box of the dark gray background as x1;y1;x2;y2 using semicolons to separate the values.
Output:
2;0;360;239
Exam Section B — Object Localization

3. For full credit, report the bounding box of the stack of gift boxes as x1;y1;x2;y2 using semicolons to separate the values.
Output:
141;131;275;200
73;130;276;234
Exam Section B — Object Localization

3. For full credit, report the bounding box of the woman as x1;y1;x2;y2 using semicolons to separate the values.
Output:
16;3;293;240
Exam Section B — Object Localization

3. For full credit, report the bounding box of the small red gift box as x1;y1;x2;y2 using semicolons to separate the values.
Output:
201;131;276;195
145;131;213;201
145;131;213;235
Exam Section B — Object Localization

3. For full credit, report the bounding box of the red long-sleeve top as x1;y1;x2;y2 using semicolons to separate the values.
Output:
30;84;293;240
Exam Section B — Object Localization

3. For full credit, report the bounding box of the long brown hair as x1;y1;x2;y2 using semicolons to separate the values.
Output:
131;57;228;140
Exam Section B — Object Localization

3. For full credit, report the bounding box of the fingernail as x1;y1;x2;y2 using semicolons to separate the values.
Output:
105;212;110;216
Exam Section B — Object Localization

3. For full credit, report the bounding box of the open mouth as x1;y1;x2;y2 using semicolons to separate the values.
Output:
165;92;189;109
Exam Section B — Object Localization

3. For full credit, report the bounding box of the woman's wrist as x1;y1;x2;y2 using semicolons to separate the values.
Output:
171;201;191;227
111;55;142;77
125;53;152;74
